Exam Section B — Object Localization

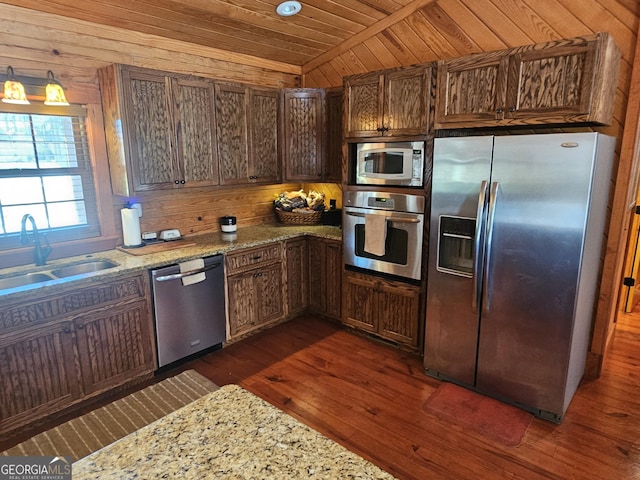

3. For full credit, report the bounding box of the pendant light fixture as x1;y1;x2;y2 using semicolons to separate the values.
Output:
44;70;69;106
2;66;29;105
276;1;302;16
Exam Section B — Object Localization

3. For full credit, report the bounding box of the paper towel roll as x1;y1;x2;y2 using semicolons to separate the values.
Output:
121;208;142;247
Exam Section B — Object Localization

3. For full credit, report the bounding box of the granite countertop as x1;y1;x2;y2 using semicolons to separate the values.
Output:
0;224;342;301
73;384;395;480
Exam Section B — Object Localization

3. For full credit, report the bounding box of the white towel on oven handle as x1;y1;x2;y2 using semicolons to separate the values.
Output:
364;213;387;256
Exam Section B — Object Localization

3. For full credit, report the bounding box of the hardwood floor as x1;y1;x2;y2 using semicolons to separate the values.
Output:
187;313;640;480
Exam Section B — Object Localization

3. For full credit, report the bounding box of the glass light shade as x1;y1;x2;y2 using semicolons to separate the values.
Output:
44;71;69;106
276;1;301;16
2;66;29;104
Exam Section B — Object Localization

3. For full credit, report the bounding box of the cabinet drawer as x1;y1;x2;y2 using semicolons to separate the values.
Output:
0;274;147;331
225;243;282;274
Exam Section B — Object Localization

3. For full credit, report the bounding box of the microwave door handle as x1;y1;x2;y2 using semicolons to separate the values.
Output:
345;211;419;223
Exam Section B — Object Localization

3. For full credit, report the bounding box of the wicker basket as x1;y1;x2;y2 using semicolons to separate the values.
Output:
275;208;322;225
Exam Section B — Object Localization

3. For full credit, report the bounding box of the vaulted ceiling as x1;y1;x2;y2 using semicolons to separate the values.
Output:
0;0;435;66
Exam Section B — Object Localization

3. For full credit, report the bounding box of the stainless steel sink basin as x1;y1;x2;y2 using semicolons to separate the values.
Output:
0;272;55;290
50;260;119;278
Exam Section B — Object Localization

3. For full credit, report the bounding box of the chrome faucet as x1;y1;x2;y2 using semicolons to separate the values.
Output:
20;214;52;266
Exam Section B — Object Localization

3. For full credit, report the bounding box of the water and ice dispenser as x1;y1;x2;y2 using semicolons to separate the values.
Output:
436;216;475;277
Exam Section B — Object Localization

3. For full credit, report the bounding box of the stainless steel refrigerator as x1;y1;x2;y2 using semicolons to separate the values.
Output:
424;132;615;423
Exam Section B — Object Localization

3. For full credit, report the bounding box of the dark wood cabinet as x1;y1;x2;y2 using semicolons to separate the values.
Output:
99;65;218;194
345;65;432;138
343;270;420;349
282;89;325;182
0;273;155;436
324;87;343;183
75;300;154;395
226;243;285;338
216;83;280;185
435;32;620;129
308;237;342;320
285;238;308;317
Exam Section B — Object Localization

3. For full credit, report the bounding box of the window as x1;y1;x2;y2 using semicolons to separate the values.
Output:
0;105;100;249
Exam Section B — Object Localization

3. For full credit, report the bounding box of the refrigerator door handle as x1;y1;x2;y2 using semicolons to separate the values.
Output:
483;181;500;312
472;180;489;313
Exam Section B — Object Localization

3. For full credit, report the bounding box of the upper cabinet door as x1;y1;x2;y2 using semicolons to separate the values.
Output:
215;83;249;186
172;78;219;187
435;54;509;127
384;67;432;137
345;72;384;138
324;87;343;183
505;42;596;120
282;89;324;182
249;88;281;184
124;69;177;191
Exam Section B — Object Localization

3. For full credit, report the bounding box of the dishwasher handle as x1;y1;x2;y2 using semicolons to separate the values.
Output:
154;261;223;282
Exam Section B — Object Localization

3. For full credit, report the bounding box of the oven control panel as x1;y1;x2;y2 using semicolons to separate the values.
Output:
368;197;395;209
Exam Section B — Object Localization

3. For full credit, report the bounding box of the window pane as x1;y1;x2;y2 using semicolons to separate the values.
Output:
0;177;44;205
43;175;84;202
0;113;37;169
48;201;87;227
32;115;79;168
2;205;48;234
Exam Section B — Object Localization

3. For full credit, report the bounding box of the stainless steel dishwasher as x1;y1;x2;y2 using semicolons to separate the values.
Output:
150;254;226;368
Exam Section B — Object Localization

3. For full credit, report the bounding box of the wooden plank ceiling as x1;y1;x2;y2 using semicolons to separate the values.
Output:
0;0;432;66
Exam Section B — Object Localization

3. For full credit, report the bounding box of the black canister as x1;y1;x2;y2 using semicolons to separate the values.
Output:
220;215;237;233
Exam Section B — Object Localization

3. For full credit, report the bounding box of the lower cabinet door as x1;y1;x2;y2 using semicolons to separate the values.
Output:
74;300;155;395
342;273;377;333
0;322;79;433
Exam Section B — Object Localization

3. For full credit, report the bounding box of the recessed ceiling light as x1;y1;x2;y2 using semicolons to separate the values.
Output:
276;1;302;17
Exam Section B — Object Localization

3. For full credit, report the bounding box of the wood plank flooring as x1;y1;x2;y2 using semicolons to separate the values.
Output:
188;313;640;480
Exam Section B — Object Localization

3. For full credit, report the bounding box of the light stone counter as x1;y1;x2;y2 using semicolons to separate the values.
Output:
0;224;341;301
73;384;395;480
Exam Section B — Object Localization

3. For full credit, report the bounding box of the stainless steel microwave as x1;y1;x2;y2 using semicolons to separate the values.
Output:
355;141;424;187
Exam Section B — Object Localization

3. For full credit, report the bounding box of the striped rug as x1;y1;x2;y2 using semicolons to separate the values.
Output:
1;370;218;461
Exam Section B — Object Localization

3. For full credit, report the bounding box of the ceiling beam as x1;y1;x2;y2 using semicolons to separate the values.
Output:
301;0;437;74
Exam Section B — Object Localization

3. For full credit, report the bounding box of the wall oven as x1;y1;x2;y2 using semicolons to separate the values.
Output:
343;190;425;281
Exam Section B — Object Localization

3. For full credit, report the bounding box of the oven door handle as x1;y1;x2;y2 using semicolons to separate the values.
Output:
345;211;420;223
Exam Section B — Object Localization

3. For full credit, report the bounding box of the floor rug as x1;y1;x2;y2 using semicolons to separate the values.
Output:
423;382;533;447
1;370;218;460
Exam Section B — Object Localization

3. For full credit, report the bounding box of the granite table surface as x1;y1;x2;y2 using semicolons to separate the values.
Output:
72;384;396;480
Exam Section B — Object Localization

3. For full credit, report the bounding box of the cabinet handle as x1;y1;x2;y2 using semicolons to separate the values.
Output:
251;255;262;260
508;107;515;113
77;324;85;330
249;175;258;180
63;327;71;334
253;272;263;278
496;108;504;114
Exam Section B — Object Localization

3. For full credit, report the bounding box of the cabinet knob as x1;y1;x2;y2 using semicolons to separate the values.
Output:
496;108;504;114
508;107;515;113
63;327;71;334
77;324;85;330
180;180;186;184
174;180;180;184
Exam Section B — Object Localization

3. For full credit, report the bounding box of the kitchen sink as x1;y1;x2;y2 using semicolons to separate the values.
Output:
0;272;55;290
50;260;119;278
